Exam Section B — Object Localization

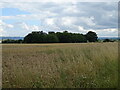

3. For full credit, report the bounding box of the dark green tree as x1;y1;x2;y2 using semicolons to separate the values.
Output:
48;31;55;35
24;31;47;43
56;31;72;43
72;34;87;43
46;34;59;43
103;39;114;42
2;39;23;43
24;31;97;43
86;31;98;42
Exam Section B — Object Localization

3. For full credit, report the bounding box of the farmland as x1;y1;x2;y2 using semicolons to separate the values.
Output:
2;42;118;88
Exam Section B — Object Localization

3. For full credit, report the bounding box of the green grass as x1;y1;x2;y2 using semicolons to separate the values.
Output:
2;42;118;88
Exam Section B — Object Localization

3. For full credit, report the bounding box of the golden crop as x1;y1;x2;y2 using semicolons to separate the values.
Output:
2;42;118;88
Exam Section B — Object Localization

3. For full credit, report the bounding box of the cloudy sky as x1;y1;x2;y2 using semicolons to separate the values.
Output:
0;1;118;37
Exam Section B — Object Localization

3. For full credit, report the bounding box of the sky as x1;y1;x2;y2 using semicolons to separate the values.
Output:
0;1;118;37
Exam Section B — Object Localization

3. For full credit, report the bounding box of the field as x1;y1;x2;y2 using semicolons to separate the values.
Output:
2;42;118;88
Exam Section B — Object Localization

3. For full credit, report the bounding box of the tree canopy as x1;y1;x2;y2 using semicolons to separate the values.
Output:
86;31;98;42
23;31;98;43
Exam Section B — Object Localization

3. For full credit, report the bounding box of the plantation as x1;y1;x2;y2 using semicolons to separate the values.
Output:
2;42;118;88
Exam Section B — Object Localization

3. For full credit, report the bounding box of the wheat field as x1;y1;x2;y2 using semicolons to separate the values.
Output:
2;42;118;88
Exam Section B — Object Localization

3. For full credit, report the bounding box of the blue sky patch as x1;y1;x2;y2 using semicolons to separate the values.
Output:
2;8;31;16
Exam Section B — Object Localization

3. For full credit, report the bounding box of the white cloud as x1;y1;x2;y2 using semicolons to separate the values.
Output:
0;19;118;37
96;28;118;37
61;17;76;25
0;2;118;37
44;18;55;25
0;14;53;20
0;0;119;2
0;20;14;29
63;5;79;14
0;20;7;36
79;16;96;26
31;25;39;30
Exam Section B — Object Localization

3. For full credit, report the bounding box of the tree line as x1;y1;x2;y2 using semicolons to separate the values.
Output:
2;31;98;43
24;31;98;43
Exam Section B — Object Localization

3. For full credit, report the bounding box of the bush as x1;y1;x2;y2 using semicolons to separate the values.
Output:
103;39;114;42
2;39;23;43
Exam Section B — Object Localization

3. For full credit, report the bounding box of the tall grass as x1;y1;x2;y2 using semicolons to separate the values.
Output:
2;42;118;88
